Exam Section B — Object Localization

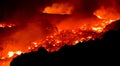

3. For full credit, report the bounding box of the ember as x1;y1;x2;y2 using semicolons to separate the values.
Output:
0;23;15;28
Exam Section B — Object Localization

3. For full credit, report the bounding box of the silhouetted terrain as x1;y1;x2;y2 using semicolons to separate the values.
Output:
10;21;120;66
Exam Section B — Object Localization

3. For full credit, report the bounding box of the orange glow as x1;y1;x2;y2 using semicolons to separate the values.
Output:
43;2;73;15
74;40;79;44
0;23;15;28
94;7;120;20
1;57;5;60
0;2;120;66
92;27;103;33
15;51;22;55
8;51;14;58
0;23;6;28
0;18;117;66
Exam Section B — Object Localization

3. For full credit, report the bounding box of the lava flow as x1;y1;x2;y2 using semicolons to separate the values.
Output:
0;0;120;66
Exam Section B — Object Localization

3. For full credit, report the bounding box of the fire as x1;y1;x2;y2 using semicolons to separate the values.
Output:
1;57;5;60
43;2;73;15
8;51;14;58
0;51;22;66
0;23;5;28
0;1;120;66
94;6;120;20
0;23;15;28
0;18;116;66
92;27;103;33
15;51;22;55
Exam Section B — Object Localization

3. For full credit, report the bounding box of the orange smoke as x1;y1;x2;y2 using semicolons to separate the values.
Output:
94;7;120;20
43;2;73;15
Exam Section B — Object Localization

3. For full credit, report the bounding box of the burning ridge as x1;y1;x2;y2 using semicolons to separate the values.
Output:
0;0;120;66
10;20;120;66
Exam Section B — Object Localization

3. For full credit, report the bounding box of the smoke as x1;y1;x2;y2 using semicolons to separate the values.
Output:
1;0;120;21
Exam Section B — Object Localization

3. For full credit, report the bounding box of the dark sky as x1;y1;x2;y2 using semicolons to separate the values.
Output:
1;0;119;22
0;0;51;21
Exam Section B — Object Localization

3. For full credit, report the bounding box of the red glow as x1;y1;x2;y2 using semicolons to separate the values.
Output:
43;2;73;15
0;23;15;28
0;1;120;66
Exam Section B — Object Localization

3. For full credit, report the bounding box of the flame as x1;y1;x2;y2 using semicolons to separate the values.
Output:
7;51;22;57
8;51;14;58
15;51;22;55
94;6;120;20
0;20;117;66
0;23;15;28
0;17;117;66
0;2;120;66
43;2;73;15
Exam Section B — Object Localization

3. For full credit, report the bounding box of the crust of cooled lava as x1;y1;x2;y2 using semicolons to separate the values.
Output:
10;20;120;66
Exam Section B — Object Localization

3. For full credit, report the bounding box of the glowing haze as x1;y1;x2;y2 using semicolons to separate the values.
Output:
0;0;120;66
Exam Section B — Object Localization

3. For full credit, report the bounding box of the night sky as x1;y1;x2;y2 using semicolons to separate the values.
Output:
1;0;120;22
